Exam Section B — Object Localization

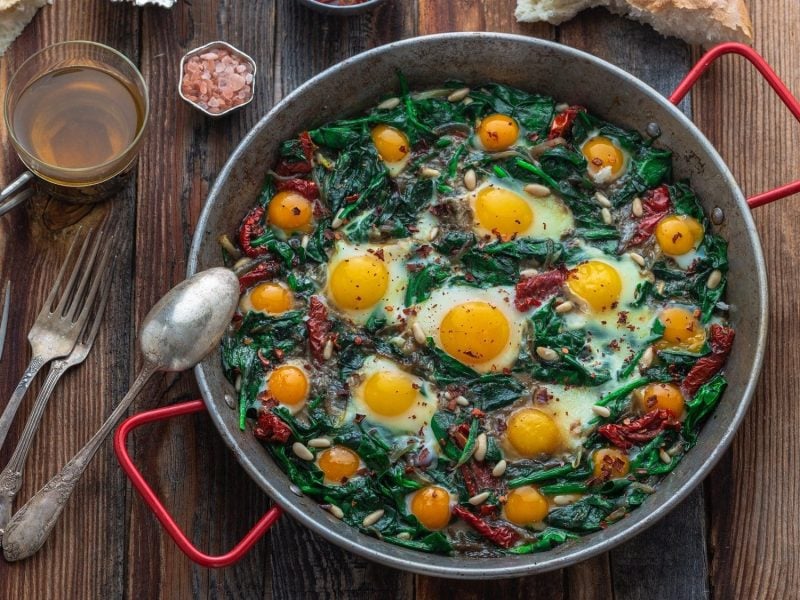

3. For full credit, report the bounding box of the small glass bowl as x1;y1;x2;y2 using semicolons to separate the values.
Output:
296;0;389;16
179;41;257;118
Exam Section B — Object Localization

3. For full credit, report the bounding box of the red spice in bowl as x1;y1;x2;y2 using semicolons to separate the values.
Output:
180;42;256;116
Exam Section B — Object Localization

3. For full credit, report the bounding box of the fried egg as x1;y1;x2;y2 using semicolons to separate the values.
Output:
655;305;706;353
239;281;295;315
580;133;630;184
411;285;528;373
324;240;409;325
406;485;455;530
474;113;520;152
348;356;438;434
264;359;311;414
266;190;315;239
503;485;549;526
467;179;574;241
317;445;363;485
371;124;411;177
654;214;705;269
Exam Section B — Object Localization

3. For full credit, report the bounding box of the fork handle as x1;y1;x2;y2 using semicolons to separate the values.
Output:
0;362;69;539
2;363;157;561
0;356;47;452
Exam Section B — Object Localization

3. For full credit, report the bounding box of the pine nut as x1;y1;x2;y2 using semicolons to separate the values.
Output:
323;339;334;360
421;167;441;178
362;509;385;527
594;191;611;208
328;504;344;519
464;168;477;190
707;269;722;290
331;215;344;229
412;322;427;345
629;252;646;267
447;87;470;102
308;438;331;448
377;97;400;110
659;448;672;464
525;183;550;197
397;531;412;540
639;346;654;370
632;197;643;217
455;395;470;407
520;268;539;278
536;346;559;362
474;433;488;462
555;300;574;314
468;491;491;505
301;235;309;249
428;226;439;241
592;404;611;418
601;207;613;225
555;102;569;112
292;442;314;461
492;460;507;477
233;257;251;271
553;495;576;506
234;374;242;392
462;97;474;106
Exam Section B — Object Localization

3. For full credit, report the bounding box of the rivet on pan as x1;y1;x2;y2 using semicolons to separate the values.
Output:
712;207;725;225
290;484;303;497
224;393;236;410
362;509;385;527
646;122;661;137
492;459;507;477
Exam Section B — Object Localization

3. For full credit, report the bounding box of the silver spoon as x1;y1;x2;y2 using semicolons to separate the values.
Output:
1;267;240;561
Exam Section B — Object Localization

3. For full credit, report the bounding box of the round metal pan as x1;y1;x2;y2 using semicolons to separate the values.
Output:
186;33;769;578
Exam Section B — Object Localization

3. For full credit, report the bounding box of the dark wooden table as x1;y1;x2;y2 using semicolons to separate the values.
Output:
1;1;798;598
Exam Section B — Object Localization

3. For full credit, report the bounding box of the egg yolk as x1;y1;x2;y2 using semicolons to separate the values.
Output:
655;215;704;256
656;306;706;352
329;254;389;311
248;282;294;314
371;124;410;163
474;186;533;239
504;486;549;526
439;301;510;366
410;486;451;530
318;446;360;484
267;190;313;232
566;260;622;312
506;408;561;457
477;113;519;151
638;382;685;417
582;136;625;177
363;370;418;417
268;365;309;406
592;448;631;479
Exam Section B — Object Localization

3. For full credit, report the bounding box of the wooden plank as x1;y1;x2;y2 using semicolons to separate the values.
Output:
555;10;710;600
268;1;417;598
124;2;278;599
0;2;140;600
690;0;800;598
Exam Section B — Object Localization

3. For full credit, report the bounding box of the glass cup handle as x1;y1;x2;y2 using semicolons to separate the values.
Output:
0;171;35;217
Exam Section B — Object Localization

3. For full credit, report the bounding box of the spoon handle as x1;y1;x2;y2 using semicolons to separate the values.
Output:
1;364;157;561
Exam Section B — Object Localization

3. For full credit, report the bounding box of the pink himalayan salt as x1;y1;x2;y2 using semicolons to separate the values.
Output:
182;46;254;114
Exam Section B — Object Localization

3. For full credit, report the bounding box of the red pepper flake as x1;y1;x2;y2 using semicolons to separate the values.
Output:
514;266;567;311
598;409;681;450
253;397;292;443
627;185;672;247
548;105;585;140
238;206;268;257
306;295;333;362
452;505;519;548
470;408;486;419
682;325;735;396
276;178;319;200
345;193;360;204
237;260;281;293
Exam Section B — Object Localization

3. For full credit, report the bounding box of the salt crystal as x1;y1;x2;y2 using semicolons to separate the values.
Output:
228;73;246;91
199;52;219;60
208;97;221;108
245;73;253;84
235;64;246;73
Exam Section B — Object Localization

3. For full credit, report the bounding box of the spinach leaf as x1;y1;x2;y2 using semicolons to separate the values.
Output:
546;495;616;532
469;84;555;137
509;528;579;554
459;238;563;286
405;263;450;306
383;532;453;554
683;374;727;447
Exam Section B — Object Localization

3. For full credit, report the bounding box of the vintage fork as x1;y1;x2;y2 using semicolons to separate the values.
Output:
0;274;114;540
0;281;10;362
0;225;113;451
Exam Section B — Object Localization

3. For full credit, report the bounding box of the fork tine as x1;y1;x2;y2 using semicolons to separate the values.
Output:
0;281;10;363
52;228;95;317
80;267;114;348
40;228;84;316
62;225;108;322
71;232;117;331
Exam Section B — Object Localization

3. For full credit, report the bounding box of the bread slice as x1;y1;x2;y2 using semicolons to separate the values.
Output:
0;0;49;56
515;0;753;45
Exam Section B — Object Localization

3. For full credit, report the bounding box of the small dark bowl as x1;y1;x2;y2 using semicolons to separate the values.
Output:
296;0;388;16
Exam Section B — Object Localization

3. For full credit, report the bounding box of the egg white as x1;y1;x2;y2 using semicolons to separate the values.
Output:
238;281;295;316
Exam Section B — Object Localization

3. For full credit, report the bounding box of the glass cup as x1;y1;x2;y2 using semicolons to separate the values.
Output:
1;41;149;214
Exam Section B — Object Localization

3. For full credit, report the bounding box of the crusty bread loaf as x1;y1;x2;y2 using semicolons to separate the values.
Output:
0;0;49;57
515;0;753;45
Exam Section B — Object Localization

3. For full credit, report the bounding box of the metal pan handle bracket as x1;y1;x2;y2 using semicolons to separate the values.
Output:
670;42;800;209
113;399;282;568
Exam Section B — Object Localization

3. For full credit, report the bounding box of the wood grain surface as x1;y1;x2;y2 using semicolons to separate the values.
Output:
0;0;797;598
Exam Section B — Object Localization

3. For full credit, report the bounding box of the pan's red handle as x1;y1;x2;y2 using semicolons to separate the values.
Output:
670;42;800;209
113;399;282;568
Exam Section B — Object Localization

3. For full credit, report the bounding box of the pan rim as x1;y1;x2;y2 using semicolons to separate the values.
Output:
188;32;769;578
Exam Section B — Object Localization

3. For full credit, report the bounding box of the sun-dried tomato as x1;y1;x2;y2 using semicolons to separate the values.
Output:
253;398;292;443
307;295;333;362
276;178;319;200
627;185;672;247
238;206;268;258
548;105;585;140
598;409;681;450
452;505;520;548
275;131;316;176
514;266;567;311
237;260;281;293
682;325;735;396
460;461;499;498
